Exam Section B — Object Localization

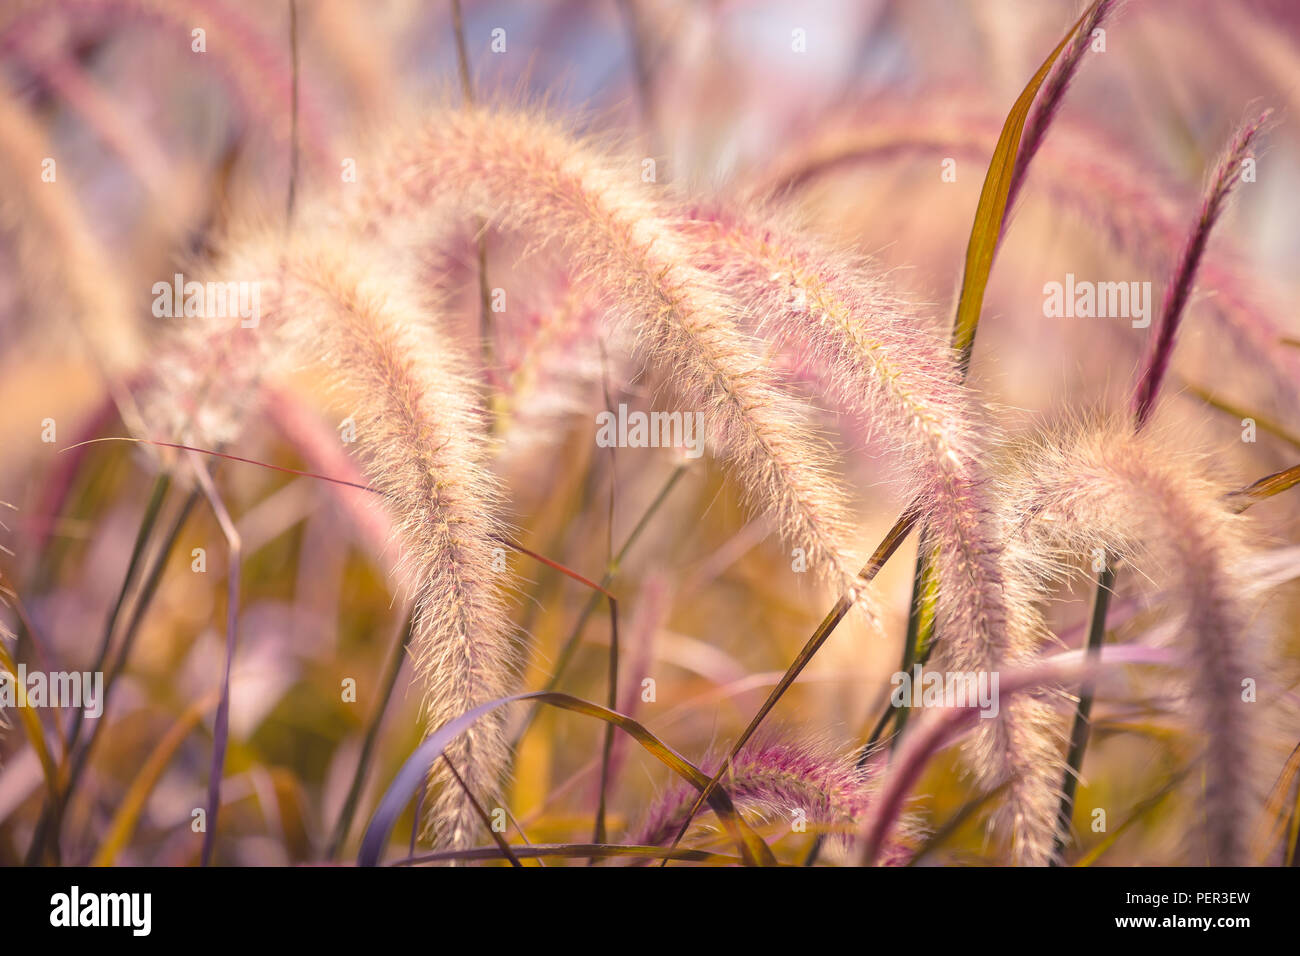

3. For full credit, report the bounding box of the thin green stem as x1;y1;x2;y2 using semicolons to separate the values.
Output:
853;536;940;770
509;465;685;751
592;596;618;850
190;456;241;868
25;472;172;864
662;509;917;864
1050;561;1115;865
327;611;416;859
889;541;938;749
449;0;495;382
35;487;199;865
905;781;1010;866
591;342;619;853
68;473;171;755
441;755;522;867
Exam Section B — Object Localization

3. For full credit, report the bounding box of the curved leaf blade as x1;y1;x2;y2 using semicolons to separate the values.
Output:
358;691;775;867
952;0;1102;367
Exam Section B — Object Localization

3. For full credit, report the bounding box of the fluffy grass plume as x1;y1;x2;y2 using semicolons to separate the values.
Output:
625;732;915;864
146;228;521;850
357;104;872;618
3;1;1296;873
1131;111;1271;428
1004;423;1259;865
689;205;1058;863
276;242;521;850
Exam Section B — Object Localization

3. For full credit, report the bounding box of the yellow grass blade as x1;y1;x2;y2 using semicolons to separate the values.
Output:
91;690;220;866
951;0;1103;366
0;638;60;803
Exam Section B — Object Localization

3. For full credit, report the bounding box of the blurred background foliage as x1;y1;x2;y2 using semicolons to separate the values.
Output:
1;0;1299;865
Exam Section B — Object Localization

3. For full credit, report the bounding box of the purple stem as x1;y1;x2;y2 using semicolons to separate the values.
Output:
1131;113;1270;430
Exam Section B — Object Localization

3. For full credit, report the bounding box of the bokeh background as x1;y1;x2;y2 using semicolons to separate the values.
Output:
2;0;1299;865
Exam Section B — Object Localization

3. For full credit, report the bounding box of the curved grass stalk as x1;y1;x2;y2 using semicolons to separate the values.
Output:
696;6;1111;864
151;230;524;851
1053;111;1266;862
187;453;240;867
689;206;1062;862
268;242;521;850
356;105;872;620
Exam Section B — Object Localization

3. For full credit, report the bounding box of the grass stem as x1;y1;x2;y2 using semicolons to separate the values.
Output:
1050;561;1115;865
